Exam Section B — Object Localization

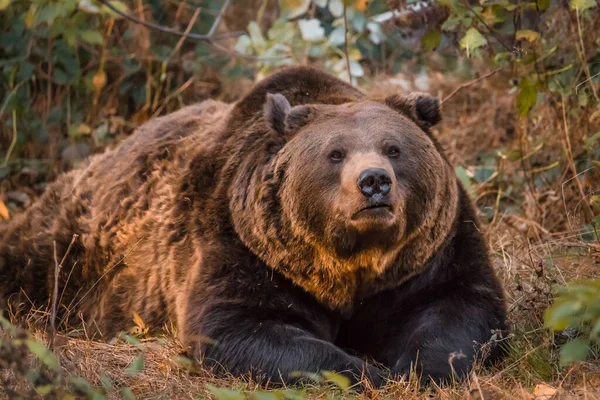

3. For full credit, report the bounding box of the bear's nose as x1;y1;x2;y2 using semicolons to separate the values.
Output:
357;168;392;198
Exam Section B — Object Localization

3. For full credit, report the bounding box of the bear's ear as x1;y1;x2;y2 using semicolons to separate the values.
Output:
264;93;314;137
384;93;441;129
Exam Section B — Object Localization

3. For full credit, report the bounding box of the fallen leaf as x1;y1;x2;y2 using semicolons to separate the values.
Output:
533;384;557;399
0;199;9;220
132;311;146;329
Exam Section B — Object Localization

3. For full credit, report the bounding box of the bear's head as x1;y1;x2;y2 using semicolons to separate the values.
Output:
229;69;459;311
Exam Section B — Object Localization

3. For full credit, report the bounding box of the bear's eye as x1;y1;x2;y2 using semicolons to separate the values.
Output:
386;146;400;158
329;150;344;163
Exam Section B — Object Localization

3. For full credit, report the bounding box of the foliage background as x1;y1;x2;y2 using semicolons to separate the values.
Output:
1;0;600;398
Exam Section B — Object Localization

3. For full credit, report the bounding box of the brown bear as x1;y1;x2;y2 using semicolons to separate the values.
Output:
0;66;506;388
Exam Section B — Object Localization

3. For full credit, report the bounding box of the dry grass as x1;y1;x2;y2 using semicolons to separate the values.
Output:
2;66;600;399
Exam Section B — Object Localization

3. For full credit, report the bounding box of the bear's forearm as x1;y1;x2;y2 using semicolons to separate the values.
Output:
184;312;383;388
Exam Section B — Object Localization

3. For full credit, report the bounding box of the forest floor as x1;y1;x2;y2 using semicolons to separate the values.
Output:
1;65;599;399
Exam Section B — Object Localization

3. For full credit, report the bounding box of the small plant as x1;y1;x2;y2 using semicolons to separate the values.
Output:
544;279;600;366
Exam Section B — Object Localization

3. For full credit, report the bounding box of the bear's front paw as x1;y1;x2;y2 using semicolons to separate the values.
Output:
340;363;387;391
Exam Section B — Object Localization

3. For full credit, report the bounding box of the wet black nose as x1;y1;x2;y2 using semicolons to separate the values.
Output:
357;168;392;198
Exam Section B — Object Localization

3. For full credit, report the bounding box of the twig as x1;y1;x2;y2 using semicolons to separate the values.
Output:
63;236;145;326
342;3;352;85
151;76;198;118
51;242;59;348
575;71;600;94
96;0;243;41
207;0;230;37
560;96;594;222
201;0;286;62
50;235;78;348
575;8;599;101
441;68;503;104
2;110;17;168
463;0;513;53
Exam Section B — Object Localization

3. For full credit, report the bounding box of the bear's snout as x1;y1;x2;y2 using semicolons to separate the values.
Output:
356;168;392;199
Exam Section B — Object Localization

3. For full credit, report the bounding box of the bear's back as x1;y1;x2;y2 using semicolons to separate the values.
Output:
0;99;231;317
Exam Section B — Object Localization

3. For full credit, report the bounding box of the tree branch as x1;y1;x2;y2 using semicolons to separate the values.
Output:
96;0;243;41
441;67;503;104
343;3;352;84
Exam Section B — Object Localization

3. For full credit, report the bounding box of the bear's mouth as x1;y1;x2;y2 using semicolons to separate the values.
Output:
352;203;393;219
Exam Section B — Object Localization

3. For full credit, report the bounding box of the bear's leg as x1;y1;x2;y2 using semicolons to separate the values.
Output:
342;271;507;386
176;257;386;391
185;306;384;388
387;288;505;384
340;278;506;386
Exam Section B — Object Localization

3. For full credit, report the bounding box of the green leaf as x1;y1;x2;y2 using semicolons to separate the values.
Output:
100;375;113;390
517;79;538;117
538;0;551;10
459;28;487;57
99;1;129;18
206;385;245;400
35;385;54;395
279;0;311;19
36;4;67;26
569;0;596;11
26;340;60;372
18;62;34;81
583;131;600;150
322;371;351;390
173;355;193;369
267;20;296;42
329;27;346;46
349;60;364;77
591;319;600;339
122;387;136;400
298;19;325;42
234;35;253;55
126;355;145;376
516;29;540;42
560;338;590;366
248;21;267;52
69;376;93;394
120;334;142;345
78;0;99;13
421;29;441;51
89;391;107;400
80;30;104;45
329;0;344;17
366;21;383;44
54;68;68;85
252;392;282;400
544;301;581;330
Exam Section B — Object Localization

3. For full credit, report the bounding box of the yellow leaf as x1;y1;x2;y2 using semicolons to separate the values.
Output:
25;8;37;28
349;47;361;61
516;29;540;42
354;0;369;11
132;311;145;329
0;200;9;220
92;70;107;92
77;124;92;136
0;0;11;11
533;384;557;399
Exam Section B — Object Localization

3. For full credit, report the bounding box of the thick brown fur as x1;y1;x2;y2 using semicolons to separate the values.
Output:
0;66;506;388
